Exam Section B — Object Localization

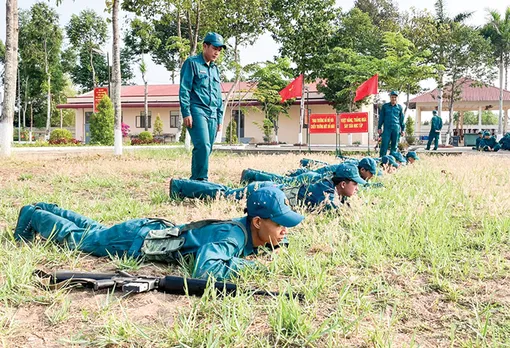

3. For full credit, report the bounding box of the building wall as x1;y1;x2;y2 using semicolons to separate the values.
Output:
73;102;375;145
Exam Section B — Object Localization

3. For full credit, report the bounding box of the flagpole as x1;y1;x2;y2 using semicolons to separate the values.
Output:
298;74;305;145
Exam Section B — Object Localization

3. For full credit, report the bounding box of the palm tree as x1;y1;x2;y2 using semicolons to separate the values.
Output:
0;0;19;157
481;7;510;135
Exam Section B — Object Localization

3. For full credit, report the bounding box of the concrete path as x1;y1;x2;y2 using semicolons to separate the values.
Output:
10;143;510;156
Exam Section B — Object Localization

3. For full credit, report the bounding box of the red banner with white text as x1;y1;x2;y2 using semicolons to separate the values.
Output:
339;112;369;133
309;114;337;134
93;87;109;113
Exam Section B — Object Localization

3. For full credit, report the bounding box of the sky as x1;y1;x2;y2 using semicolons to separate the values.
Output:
1;0;509;120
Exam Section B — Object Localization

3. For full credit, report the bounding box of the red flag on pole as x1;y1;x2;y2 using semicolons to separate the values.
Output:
353;74;378;102
279;74;304;102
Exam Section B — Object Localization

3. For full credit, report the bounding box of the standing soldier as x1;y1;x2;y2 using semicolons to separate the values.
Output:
378;91;405;157
426;110;443;151
179;32;226;181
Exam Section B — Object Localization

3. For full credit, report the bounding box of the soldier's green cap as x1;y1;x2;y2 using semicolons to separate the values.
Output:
432;110;438;115
483;131;491;136
406;151;419;160
381;155;399;168
358;157;381;176
203;32;226;49
247;187;304;228
389;91;399;96
478;130;483;134
333;163;367;185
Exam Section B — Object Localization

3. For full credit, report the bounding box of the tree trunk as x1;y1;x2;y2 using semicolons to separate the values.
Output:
498;54;504;136
0;0;19;157
504;59;509;134
22;76;29;128
445;82;456;145
44;40;51;138
90;48;96;88
112;0;122;155
143;75;148;132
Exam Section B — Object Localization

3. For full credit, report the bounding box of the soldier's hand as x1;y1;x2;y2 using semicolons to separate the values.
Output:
217;124;222;134
183;116;192;128
378;129;382;135
400;131;405;137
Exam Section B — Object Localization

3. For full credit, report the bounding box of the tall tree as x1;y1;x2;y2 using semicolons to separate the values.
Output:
65;9;108;89
124;18;161;131
481;7;510;135
380;32;435;114
430;0;473;128
246;58;294;143
111;0;122;155
270;0;339;144
354;0;400;32
0;0;19;157
18;3;63;138
440;23;495;143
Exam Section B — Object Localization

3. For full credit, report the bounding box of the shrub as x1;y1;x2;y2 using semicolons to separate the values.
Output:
153;114;163;136
121;123;131;137
405;116;415;145
90;95;114;145
179;123;187;143
138;131;153;143
49;129;73;143
225;119;238;144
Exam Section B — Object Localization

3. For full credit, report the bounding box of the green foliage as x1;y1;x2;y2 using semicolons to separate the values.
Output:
317;47;380;112
246;58;294;137
153;114;163;136
179;125;187;143
254;118;274;143
380;32;435;96
453;111;499;125
354;0;401;32
90;95;114;145
18;3;66;131
225;119;238;144
270;0;339;77
49;128;73;143
405;116;416;145
64;9;134;91
138;131;153;143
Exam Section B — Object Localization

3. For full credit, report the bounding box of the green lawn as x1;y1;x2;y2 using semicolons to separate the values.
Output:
1;149;509;347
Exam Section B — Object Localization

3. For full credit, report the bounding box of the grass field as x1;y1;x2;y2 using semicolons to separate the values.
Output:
1;149;510;347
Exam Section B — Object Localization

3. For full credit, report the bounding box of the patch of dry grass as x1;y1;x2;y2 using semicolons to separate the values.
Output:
1;149;510;346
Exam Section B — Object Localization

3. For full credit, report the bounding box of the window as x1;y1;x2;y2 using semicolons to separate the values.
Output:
85;112;93;124
136;111;152;128
170;110;180;128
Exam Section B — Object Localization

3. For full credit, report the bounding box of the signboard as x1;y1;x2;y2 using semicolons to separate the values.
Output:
309;114;337;134
339;112;369;133
93;87;109;113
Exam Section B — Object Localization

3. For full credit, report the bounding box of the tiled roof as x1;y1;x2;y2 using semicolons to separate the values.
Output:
410;79;510;103
76;81;320;98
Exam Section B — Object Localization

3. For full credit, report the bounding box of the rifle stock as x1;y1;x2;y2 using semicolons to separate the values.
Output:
36;270;285;298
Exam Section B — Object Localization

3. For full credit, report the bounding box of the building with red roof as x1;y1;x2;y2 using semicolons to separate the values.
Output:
58;82;375;145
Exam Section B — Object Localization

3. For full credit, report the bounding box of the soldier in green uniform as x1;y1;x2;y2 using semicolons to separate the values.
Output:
472;131;483;150
378;91;405;157
180;32;226;181
426;110;443;151
405;151;420;164
14;187;304;281
479;131;501;152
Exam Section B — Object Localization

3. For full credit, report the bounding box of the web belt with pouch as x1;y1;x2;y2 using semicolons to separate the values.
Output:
141;219;248;263
281;186;301;207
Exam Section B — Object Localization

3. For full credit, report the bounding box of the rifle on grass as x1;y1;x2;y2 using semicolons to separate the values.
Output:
36;270;299;298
